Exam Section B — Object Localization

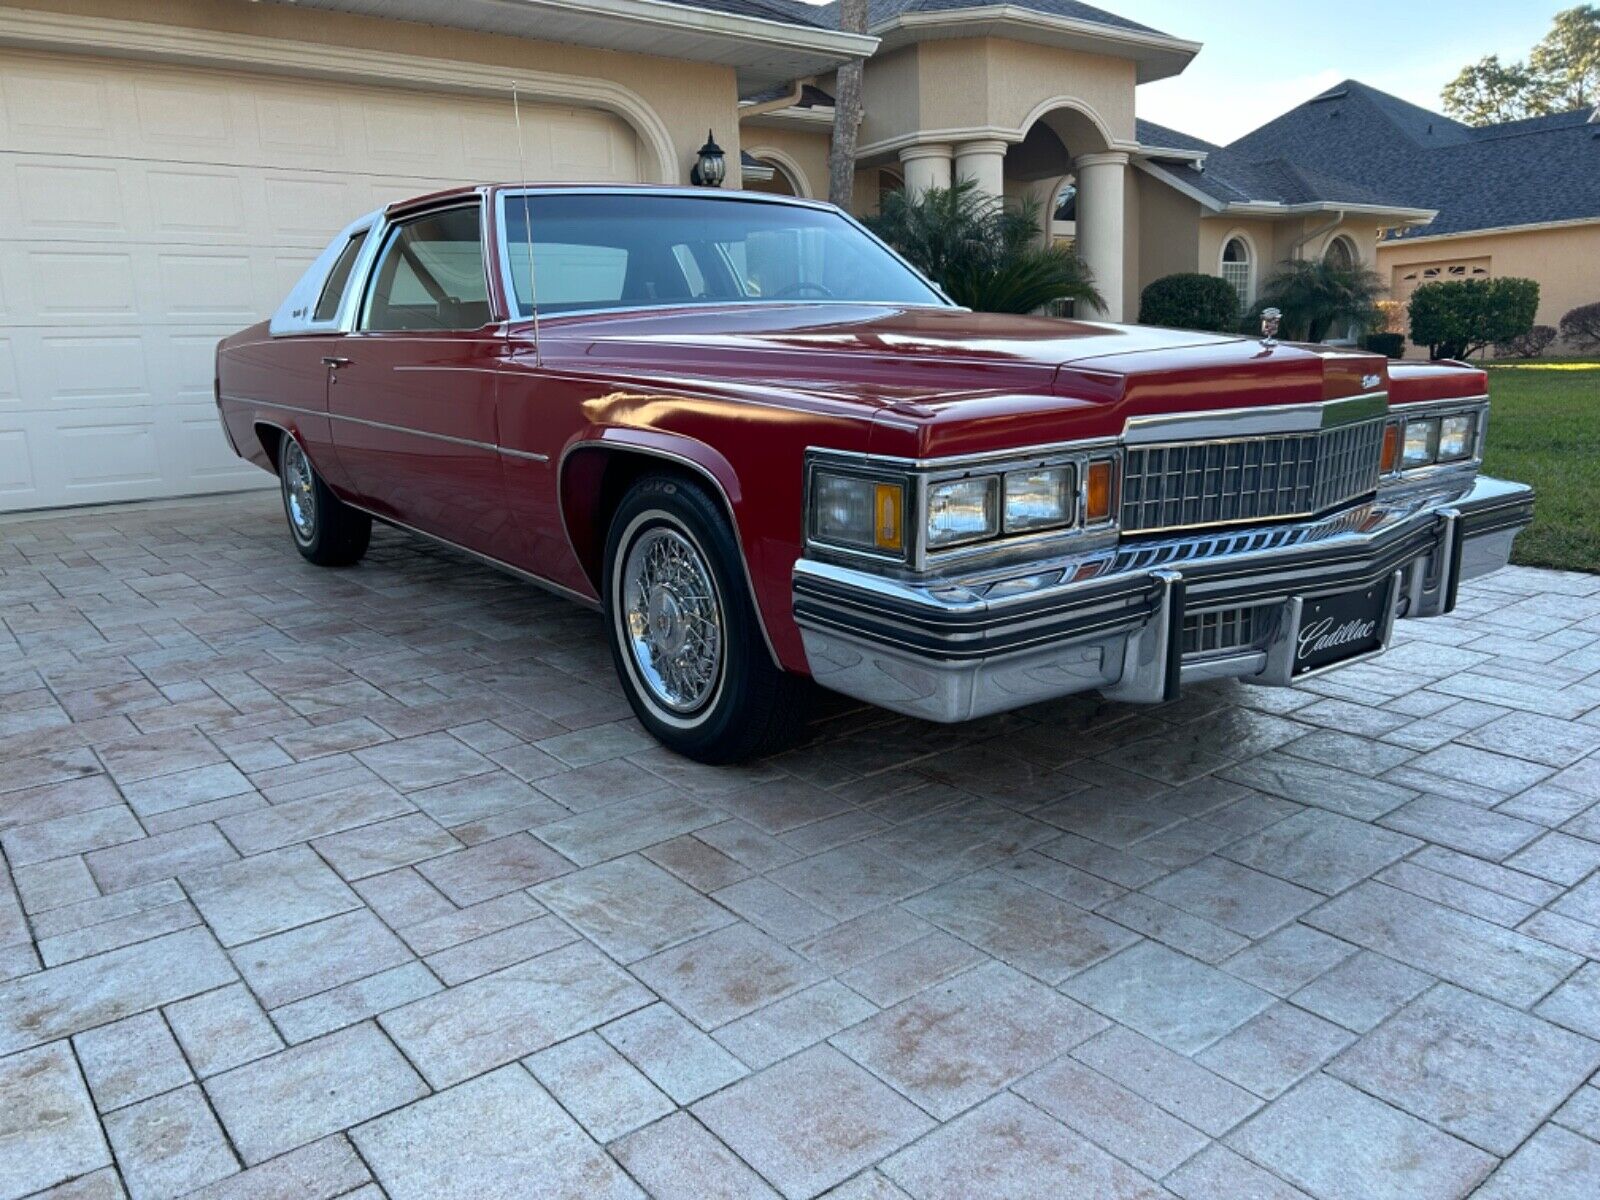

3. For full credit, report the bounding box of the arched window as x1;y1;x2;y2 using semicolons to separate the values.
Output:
1324;235;1358;271
1220;236;1253;307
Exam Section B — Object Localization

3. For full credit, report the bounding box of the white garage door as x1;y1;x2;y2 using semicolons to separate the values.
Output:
0;48;644;511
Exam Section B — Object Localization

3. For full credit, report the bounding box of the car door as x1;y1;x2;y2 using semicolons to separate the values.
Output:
331;202;520;561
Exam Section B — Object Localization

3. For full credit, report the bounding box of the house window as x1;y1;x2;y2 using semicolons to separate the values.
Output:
1324;235;1358;271
1220;236;1253;307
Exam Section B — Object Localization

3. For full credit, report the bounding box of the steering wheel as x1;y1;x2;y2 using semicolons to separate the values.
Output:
769;281;837;300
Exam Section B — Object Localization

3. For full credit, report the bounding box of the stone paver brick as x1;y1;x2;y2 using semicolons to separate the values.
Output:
103;1083;237;1200
164;982;284;1076
73;1010;193;1111
881;1093;1166;1200
601;1002;748;1105
525;1032;674;1143
611;1112;780;1200
832;961;1106;1119
353;1065;641;1199
1329;982;1600;1155
0;1041;111;1200
204;1021;426;1164
8;497;1600;1200
695;1045;934;1200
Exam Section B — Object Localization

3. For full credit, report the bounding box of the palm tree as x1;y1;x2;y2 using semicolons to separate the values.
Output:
1253;259;1386;342
866;178;1102;315
829;0;869;209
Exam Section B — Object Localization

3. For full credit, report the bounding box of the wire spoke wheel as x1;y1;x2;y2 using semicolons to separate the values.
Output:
282;440;317;544
621;526;724;715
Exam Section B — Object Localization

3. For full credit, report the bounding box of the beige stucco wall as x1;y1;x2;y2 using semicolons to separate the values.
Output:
861;37;1134;155
1133;170;1203;306
7;0;745;185
1377;222;1600;349
740;125;830;200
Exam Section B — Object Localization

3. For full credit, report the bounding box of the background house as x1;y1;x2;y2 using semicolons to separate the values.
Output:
1214;80;1600;350
2;0;1589;512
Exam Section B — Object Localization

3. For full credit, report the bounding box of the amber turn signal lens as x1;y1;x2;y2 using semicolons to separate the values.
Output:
874;483;903;551
1084;459;1114;523
1381;422;1400;473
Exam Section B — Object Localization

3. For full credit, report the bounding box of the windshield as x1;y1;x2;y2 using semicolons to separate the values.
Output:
499;192;946;317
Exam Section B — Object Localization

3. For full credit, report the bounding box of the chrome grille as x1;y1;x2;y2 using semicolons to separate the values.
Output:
1182;605;1272;658
1120;419;1385;534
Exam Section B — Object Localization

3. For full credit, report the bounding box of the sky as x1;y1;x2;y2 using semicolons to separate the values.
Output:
1121;0;1572;144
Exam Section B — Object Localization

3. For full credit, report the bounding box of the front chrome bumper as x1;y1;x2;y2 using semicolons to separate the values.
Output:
792;474;1534;722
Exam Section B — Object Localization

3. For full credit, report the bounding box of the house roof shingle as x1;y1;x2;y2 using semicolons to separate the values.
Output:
1216;79;1600;236
817;0;1171;38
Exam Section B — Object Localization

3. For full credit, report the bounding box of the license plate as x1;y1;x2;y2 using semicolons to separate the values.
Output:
1293;583;1389;675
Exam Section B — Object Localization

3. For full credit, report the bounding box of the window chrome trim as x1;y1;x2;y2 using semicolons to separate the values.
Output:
492;188;953;324
356;199;495;334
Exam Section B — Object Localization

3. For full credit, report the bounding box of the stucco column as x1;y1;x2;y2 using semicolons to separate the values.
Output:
1073;150;1130;320
953;138;1008;203
899;143;953;197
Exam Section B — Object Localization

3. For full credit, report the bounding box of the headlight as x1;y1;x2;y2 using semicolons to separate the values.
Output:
812;470;904;554
1004;467;1075;533
1402;418;1439;469
927;477;999;548
1438;414;1475;461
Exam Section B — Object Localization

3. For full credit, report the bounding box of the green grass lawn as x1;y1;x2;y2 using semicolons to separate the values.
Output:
1477;360;1600;574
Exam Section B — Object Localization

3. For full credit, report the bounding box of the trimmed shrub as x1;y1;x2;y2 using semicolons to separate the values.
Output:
1495;324;1558;358
1559;302;1600;351
1362;332;1406;358
1138;273;1240;333
1408;277;1539;360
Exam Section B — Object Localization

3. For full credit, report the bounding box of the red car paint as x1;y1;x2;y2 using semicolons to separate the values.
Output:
217;186;1489;675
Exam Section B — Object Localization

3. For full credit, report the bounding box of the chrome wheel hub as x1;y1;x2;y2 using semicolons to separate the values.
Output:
622;527;723;714
283;441;316;543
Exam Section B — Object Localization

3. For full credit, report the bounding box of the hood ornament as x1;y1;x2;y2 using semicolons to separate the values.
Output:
1260;307;1281;346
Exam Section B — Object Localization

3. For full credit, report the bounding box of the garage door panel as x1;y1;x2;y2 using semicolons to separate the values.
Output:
146;169;248;236
0;61;116;149
0;429;33;500
0;47;645;511
12;161;128;234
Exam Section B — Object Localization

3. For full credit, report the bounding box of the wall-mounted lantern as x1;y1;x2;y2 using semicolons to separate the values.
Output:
690;130;726;187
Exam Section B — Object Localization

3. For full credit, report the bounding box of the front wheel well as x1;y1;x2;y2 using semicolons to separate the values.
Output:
561;448;719;597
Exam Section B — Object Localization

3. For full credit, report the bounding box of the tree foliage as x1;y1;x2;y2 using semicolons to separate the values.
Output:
1532;4;1600;112
1441;6;1600;124
1408;277;1540;360
1442;55;1553;124
866;178;1103;315
1252;259;1385;343
1137;273;1240;332
1559;301;1600;349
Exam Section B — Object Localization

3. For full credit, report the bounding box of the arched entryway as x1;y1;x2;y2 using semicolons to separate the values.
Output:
741;148;810;198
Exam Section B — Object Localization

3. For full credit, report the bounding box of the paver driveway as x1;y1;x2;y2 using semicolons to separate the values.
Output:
3;491;1600;1200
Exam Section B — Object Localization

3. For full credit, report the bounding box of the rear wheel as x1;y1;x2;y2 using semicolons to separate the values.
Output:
603;474;806;763
279;435;370;567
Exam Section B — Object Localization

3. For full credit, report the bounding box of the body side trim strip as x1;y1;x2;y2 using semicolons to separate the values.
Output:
222;395;550;462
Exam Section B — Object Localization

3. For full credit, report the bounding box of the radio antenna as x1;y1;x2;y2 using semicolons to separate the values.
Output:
511;82;540;363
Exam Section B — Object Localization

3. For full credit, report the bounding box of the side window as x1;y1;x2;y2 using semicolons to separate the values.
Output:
313;232;367;323
361;207;490;332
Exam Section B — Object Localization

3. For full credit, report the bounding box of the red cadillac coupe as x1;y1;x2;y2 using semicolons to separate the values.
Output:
215;185;1532;761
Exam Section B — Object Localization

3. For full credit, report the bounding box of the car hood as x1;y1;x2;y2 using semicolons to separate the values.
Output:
539;304;1475;457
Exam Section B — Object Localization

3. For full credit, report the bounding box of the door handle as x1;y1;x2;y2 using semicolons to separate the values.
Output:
322;356;351;368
